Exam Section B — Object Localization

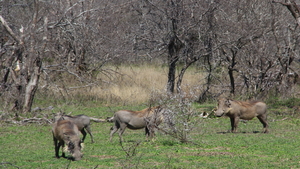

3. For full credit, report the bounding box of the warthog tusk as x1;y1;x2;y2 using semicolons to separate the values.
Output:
225;108;233;114
63;145;69;153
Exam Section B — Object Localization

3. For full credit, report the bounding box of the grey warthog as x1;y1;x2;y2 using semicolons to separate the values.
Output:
54;113;94;143
110;106;164;142
215;98;269;133
52;119;83;161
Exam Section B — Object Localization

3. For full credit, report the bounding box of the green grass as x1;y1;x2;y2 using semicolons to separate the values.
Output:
1;104;300;169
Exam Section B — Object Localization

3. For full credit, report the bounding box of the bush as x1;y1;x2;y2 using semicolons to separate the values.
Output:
267;97;300;109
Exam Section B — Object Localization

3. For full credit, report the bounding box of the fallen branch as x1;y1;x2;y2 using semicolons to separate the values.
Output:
21;117;52;124
0;162;20;169
3;117;52;125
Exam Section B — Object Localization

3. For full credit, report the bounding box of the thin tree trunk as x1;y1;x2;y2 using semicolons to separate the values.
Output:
228;48;237;95
167;35;182;94
167;55;178;94
23;57;42;113
198;36;213;103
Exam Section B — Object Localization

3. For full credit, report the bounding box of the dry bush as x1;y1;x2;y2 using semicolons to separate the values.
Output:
148;92;200;144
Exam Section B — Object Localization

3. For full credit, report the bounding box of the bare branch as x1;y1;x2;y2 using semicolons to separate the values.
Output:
0;15;23;45
273;0;300;26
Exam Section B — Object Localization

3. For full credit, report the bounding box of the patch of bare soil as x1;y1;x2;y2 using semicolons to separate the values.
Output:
196;151;234;156
90;155;116;159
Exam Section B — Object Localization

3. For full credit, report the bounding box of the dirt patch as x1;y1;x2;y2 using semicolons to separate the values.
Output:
197;151;234;156
184;151;234;157
90;155;116;159
203;146;231;151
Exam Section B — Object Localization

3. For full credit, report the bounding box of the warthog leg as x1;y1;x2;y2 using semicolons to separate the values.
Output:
145;125;156;141
53;135;65;158
81;129;87;143
110;121;127;142
61;142;66;158
109;125;118;142
80;127;94;143
54;141;65;158
117;123;127;142
53;137;60;158
85;126;94;143
230;117;240;133
257;114;269;133
145;127;150;141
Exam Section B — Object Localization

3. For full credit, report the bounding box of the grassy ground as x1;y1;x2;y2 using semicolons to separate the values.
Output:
1;65;300;168
1;104;299;169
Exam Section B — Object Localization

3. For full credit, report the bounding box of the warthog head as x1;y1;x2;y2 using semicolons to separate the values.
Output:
66;136;83;161
215;98;232;117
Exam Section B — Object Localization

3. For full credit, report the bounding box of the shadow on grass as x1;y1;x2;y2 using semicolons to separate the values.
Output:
161;140;179;146
124;139;147;143
54;156;78;161
217;131;262;134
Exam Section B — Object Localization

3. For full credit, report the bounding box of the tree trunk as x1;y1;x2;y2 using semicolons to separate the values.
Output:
0;15;42;114
198;36;213;103
228;48;238;95
22;57;42;113
167;54;178;94
167;35;182;94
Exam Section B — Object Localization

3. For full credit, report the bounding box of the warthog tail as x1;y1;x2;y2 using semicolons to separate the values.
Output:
89;117;106;123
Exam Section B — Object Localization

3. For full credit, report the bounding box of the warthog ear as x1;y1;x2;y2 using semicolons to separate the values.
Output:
225;99;231;107
60;116;65;120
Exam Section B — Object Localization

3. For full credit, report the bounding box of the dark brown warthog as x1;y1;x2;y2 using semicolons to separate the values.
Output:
110;106;164;142
52;119;83;161
54;113;94;143
215;98;269;133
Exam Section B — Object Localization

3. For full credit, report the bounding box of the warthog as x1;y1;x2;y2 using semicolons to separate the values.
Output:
52;119;83;161
215;98;269;133
54;113;94;143
110;106;164;142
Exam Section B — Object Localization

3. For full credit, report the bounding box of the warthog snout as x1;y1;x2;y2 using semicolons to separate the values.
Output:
72;152;83;161
214;109;224;117
215;107;233;117
69;140;83;161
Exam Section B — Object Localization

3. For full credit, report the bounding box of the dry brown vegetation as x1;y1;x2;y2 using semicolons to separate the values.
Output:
47;64;206;106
